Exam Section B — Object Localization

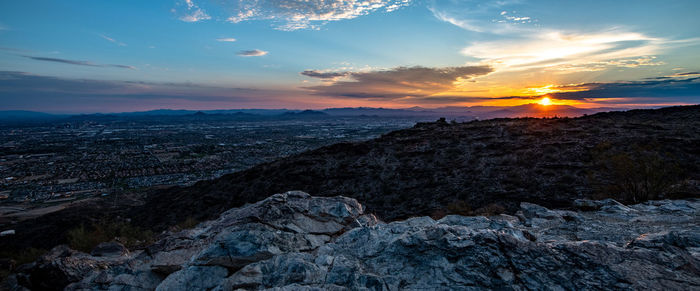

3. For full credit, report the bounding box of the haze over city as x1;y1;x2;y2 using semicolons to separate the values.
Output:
1;0;699;113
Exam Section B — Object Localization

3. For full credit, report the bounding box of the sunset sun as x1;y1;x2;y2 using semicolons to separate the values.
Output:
539;97;552;106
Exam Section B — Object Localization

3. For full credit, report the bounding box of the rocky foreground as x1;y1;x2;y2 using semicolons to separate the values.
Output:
7;191;700;290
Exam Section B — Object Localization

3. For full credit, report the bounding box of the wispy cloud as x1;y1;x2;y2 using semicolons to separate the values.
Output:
429;0;695;78
301;65;493;100
461;29;667;72
23;55;135;69
177;0;211;22
216;37;236;42
428;0;532;33
99;34;126;46
192;0;411;30
429;7;484;32
0;46;30;53
237;49;268;57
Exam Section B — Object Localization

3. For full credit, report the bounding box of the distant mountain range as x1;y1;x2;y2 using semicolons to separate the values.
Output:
0;110;61;120
0;104;630;122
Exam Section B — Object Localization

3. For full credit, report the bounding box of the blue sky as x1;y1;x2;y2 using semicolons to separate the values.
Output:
1;0;699;113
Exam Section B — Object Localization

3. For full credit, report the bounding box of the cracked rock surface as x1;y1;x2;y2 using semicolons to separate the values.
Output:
7;191;699;290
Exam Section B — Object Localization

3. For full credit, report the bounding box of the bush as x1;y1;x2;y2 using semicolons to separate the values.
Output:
0;247;47;282
589;143;683;203
176;216;199;230
447;200;472;216
0;247;46;267
67;221;154;252
430;208;448;220
66;224;100;253
473;203;506;216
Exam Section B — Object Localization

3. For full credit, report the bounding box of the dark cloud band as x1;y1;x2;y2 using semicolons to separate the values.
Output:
549;78;700;101
301;65;494;100
23;56;135;69
300;70;350;79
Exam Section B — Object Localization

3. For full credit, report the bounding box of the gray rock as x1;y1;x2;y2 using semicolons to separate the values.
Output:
7;192;700;291
91;241;129;257
150;248;197;274
222;253;324;290
155;266;228;291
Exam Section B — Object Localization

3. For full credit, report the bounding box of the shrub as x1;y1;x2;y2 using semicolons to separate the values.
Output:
67;221;154;252
66;224;102;253
447;200;472;216
0;247;47;282
176;216;199;230
0;247;46;266
430;208;448;220
589;143;683;203
473;203;506;216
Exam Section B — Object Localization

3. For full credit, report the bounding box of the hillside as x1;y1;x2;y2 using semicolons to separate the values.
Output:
133;105;700;229
2;106;698;252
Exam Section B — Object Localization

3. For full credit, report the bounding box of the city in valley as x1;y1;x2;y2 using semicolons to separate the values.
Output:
0;113;420;217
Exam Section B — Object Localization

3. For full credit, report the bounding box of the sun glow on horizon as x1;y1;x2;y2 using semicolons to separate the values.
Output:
539;97;552;106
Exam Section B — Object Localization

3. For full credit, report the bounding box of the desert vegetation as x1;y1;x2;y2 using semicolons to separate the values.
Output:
66;221;153;252
588;142;686;203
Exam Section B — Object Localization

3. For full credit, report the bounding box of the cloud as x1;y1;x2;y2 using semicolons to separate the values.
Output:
428;0;532;33
99;34;127;46
548;78;700;102
0;71;334;113
178;0;211;22
429;8;484;32
0;71;257;99
387;77;700;105
23;55;135;69
430;0;697;77
216;37;237;42
301;65;493;100
300;64;699;105
0;46;30;53
237;49;268;57
196;0;411;30
497;11;533;24
300;70;350;79
0;71;257;108
461;29;667;72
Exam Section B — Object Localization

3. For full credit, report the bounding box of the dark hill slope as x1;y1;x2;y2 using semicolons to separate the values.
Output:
134;105;700;229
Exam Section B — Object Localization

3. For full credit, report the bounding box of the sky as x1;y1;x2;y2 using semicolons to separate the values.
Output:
0;0;699;113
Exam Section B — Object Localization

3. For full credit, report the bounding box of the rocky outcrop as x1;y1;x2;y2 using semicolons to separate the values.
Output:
7;192;700;290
